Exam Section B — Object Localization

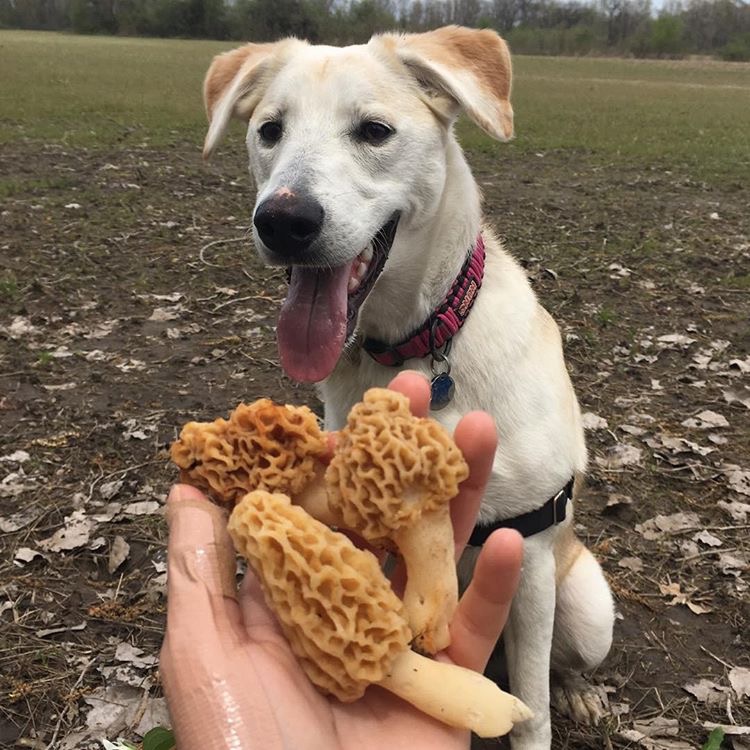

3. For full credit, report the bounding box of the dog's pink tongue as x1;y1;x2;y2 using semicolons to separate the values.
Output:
277;264;352;383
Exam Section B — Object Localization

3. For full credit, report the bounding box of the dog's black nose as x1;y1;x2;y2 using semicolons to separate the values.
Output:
253;193;324;260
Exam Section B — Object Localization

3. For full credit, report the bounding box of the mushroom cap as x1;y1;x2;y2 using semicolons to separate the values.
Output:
170;399;326;507
325;388;469;542
228;490;411;701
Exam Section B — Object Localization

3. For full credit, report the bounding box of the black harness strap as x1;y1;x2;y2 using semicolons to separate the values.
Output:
469;477;575;545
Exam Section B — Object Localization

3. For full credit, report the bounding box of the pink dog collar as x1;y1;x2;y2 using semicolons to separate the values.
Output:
363;234;485;367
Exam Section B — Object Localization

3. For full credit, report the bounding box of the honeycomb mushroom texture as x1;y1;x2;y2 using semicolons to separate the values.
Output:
326;389;469;542
228;490;412;701
170;400;327;507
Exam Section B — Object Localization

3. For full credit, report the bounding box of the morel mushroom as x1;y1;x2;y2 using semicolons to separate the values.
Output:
325;388;469;653
227;490;531;738
170;399;328;510
171;389;471;652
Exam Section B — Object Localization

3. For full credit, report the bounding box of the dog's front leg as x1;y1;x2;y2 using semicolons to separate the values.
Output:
504;530;557;749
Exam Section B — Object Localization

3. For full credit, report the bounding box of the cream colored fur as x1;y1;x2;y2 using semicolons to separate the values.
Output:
203;26;614;749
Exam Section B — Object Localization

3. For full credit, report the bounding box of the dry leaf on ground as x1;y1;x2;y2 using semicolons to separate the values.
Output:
659;581;712;615
108;536;130;574
595;443;643;469
0;509;37;533
148;304;185;321
717;552;748;578
681;410;729;430
79;684;168;739
121;500;160;516
14;547;46;565
729;667;750;700
99;479;125;500
0;450;30;463
693;530;723;547
718;500;750;522
606;493;633;510
657;334;697;348
723;385;750;410
3;316;36;338
722;466;750;497
683;678;730;705
114;642;158;670
619;716;696;749
38;509;95;552
0;468;37;498
636;512;701;540
582;412;609;430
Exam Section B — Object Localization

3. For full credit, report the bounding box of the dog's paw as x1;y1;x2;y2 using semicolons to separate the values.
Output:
551;672;610;725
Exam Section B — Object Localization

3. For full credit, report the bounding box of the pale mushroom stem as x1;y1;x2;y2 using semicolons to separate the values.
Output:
292;468;343;528
394;508;458;653
379;649;533;738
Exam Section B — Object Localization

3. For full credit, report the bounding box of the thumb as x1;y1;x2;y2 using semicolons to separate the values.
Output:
165;484;240;630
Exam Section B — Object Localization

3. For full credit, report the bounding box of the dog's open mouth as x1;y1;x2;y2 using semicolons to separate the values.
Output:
276;217;399;383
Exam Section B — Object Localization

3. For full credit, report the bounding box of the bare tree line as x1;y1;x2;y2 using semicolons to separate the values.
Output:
1;0;749;58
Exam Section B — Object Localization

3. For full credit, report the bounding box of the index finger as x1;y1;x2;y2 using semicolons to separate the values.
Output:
387;370;431;417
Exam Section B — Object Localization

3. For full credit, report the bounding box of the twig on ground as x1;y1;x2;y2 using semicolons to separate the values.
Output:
700;646;735;670
16;739;46;749
198;236;247;267
211;294;257;312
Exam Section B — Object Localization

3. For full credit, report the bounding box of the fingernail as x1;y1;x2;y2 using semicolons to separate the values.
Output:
168;483;208;505
395;369;428;383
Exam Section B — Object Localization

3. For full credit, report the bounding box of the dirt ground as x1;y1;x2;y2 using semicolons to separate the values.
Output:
1;139;748;749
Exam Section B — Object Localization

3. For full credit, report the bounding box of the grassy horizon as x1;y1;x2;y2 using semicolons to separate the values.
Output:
1;29;749;180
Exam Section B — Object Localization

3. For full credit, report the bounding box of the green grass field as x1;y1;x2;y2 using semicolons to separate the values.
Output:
1;29;749;180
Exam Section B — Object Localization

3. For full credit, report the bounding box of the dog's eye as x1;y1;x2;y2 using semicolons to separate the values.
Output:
259;121;283;145
357;120;394;146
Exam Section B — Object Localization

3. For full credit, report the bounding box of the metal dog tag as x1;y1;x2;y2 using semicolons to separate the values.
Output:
430;372;455;410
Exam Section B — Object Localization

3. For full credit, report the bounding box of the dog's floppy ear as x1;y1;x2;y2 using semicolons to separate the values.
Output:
374;25;513;141
202;40;303;159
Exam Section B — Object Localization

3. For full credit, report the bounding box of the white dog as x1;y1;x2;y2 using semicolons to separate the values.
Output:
202;25;614;749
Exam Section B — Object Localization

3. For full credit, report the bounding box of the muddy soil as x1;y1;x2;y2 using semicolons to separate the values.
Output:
1;140;748;749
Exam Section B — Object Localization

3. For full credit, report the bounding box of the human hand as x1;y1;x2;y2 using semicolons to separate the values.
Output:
160;371;523;750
